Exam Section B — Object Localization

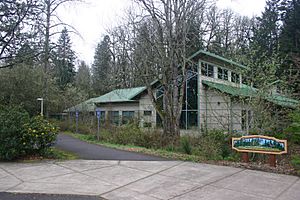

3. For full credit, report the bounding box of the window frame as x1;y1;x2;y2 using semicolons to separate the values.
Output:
218;67;228;81
144;110;152;116
122;111;135;124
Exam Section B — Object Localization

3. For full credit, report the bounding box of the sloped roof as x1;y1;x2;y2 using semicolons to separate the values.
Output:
64;98;96;112
188;50;249;70
93;86;146;104
203;80;299;108
64;86;147;112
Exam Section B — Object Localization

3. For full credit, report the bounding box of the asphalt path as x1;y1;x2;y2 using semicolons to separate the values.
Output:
55;133;168;161
0;193;104;200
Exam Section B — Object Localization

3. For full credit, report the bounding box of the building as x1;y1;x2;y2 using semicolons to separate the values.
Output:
65;50;299;133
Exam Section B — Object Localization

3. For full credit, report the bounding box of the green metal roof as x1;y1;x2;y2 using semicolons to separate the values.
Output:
189;50;250;70
64;98;96;112
203;80;257;97
64;86;147;112
93;86;146;104
203;80;299;108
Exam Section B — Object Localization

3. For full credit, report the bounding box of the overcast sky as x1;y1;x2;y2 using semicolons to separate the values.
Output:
57;0;266;66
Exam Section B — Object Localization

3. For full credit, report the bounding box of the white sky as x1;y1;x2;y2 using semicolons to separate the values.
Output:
57;0;266;66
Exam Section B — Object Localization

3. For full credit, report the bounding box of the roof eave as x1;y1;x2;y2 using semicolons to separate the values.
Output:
188;50;250;70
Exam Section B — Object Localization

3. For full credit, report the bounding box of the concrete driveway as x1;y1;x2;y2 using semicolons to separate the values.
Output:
0;160;299;200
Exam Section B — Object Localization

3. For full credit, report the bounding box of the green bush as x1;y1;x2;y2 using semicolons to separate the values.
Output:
0;106;30;160
22;116;58;155
180;136;192;155
291;155;300;175
285;110;300;144
197;131;231;160
0;106;58;161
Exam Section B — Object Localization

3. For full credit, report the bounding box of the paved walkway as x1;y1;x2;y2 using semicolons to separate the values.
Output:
55;133;167;161
0;160;299;200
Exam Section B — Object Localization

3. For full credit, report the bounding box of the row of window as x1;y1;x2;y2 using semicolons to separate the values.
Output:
201;63;240;84
97;110;152;125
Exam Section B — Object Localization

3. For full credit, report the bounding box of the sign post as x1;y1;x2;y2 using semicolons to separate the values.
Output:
232;135;287;167
96;108;101;140
75;110;79;134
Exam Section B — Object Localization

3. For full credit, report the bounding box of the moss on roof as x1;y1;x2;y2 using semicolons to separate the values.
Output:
203;80;299;108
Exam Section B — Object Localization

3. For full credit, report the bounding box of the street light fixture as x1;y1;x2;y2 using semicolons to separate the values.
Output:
37;98;44;116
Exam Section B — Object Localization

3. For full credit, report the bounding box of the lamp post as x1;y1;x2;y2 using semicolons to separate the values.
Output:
37;98;44;116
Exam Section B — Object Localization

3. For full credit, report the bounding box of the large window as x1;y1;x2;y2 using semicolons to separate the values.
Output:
218;68;228;80
181;73;198;129
109;111;119;125
122;111;135;124
201;63;214;78
180;111;198;129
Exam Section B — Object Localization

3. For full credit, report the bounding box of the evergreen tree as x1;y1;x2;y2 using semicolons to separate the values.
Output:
280;0;300;53
92;35;111;94
75;61;92;97
279;0;300;97
251;0;282;58
53;27;76;89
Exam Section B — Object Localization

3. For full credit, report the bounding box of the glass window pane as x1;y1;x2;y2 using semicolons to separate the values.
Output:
201;63;207;76
223;69;228;80
207;64;214;78
180;111;198;129
122;111;135;124
109;111;119;125
144;111;152;116
218;68;223;79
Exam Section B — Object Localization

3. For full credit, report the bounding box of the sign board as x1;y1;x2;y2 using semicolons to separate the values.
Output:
232;135;287;155
96;108;101;119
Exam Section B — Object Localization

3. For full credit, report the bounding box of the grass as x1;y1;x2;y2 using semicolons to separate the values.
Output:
48;147;79;160
19;147;78;162
65;131;206;162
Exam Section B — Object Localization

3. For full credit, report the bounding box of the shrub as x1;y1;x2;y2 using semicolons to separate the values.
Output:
180;136;192;155
22;116;58;155
0;105;58;161
285;110;300;144
291;155;300;175
197;131;231;160
0;106;30;160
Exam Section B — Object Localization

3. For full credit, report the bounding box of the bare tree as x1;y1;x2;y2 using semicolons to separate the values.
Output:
126;0;207;143
37;0;80;116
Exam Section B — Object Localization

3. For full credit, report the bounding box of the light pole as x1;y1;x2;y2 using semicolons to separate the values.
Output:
37;98;44;116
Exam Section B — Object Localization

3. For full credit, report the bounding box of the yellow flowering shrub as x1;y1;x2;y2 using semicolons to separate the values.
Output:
22;116;58;154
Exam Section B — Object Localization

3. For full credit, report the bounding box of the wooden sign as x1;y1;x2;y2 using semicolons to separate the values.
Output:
232;135;287;155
